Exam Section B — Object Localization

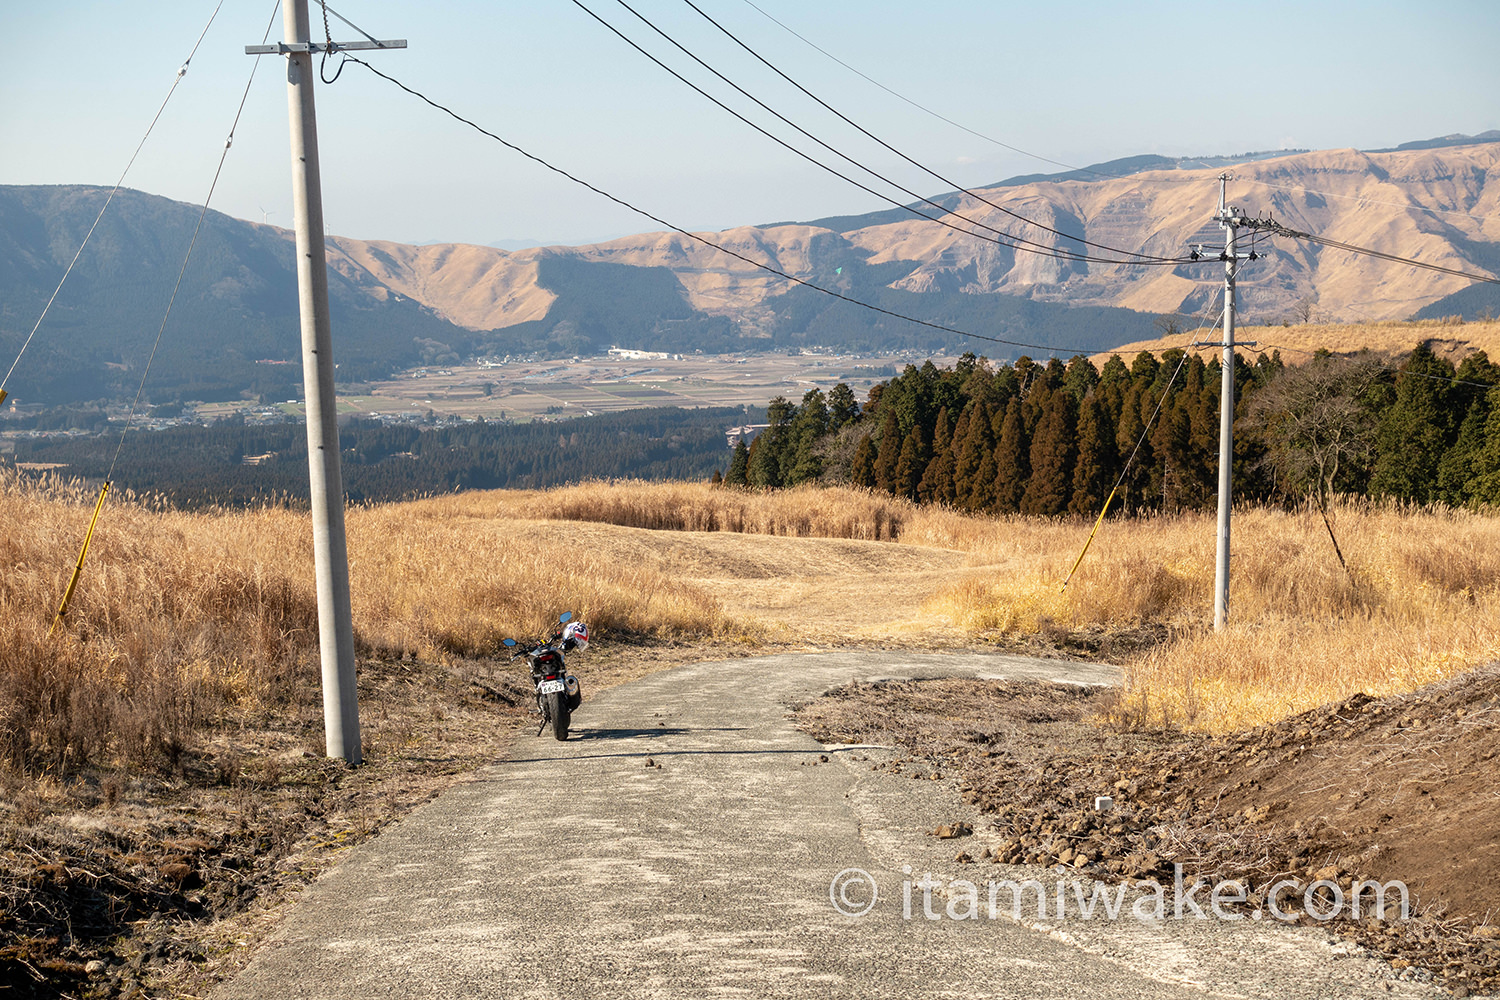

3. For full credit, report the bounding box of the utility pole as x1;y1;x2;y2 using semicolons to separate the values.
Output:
1210;174;1255;632
248;3;405;763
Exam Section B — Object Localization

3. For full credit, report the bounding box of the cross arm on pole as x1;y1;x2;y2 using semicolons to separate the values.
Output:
246;39;407;55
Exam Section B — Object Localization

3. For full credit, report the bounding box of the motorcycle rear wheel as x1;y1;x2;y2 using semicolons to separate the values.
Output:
546;691;570;741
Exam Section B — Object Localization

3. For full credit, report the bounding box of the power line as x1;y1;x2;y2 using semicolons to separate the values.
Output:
1244;217;1500;285
1;0;226;398
739;0;1500;229
1061;288;1223;590
342;55;1113;358
735;0;1094;180
109;0;283;481
679;0;1190;264
574;0;1194;267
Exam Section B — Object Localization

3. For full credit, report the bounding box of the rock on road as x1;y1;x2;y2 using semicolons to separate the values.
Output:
213;651;1435;999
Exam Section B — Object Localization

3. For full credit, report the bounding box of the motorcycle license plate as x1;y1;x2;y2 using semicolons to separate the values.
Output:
538;679;566;695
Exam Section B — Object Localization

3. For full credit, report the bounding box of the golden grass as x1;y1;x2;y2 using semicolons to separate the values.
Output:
493;480;1500;730
918;503;1500;731
6;472;1495;770
1098;317;1500;367
498;479;918;540
345;495;741;656
0;473;737;774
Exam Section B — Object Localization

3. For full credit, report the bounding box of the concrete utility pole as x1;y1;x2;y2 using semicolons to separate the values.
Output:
249;3;405;763
1211;174;1254;632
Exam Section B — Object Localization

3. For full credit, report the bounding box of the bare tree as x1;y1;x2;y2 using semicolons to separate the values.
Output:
1245;352;1378;569
1154;313;1183;338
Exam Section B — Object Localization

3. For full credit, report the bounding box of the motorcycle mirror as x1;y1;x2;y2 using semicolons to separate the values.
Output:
502;638;517;648
559;612;572;624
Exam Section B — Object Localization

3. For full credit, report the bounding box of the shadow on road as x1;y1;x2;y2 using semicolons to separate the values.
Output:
502;738;879;766
565;726;717;741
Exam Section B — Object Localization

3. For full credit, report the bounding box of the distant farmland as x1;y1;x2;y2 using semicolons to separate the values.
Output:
332;352;941;422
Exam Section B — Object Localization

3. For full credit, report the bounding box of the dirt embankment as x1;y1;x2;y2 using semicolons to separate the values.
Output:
797;666;1500;997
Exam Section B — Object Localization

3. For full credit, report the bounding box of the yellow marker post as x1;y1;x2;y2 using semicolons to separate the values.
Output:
1059;485;1117;592
50;481;111;635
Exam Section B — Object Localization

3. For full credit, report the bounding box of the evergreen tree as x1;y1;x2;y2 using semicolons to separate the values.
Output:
849;433;877;488
826;382;860;432
1099;354;1131;388
1369;344;1456;503
784;388;829;485
952;403;996;508
1013;356;1038;394
1251;350;1285;389
1021;389;1077;516
873;408;902;493
918;407;957;505
1042;357;1067;390
1436;351;1500;505
725;437;750;486
748;397;795;487
992;397;1029;512
1130;351;1160;382
972;445;1000;512
1069;391;1118;515
893;424;930;501
960;361;999;408
945;407;975;505
1114;382;1155;512
1062;355;1100;401
1150;394;1193;510
1466;385;1500;504
1180;356;1218;507
933;357;968;416
887;362;938;441
1436;397;1489;505
1021;381;1051;439
1153;348;1187;395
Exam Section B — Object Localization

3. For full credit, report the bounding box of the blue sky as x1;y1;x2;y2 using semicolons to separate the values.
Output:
3;1;1497;246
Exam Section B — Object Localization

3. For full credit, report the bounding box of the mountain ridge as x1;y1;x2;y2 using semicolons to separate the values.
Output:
2;136;1497;405
326;141;1500;333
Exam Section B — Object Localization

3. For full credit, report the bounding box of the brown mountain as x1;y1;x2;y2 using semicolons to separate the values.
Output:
325;142;1500;334
4;140;1496;405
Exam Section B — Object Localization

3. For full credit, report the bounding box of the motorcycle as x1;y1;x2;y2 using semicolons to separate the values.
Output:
503;612;588;741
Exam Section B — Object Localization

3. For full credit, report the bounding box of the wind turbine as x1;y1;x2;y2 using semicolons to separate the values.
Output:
259;207;276;225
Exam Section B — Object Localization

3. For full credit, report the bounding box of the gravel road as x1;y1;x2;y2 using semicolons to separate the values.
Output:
212;651;1437;999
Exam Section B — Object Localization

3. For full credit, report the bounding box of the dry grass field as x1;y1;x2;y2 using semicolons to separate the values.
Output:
5;473;1498;774
1098;316;1500;368
501;481;1500;732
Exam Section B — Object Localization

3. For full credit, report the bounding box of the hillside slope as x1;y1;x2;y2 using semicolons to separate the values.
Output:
4;141;1497;405
331;143;1500;330
0;185;478;405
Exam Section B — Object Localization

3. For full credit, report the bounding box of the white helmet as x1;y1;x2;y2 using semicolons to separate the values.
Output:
562;620;589;652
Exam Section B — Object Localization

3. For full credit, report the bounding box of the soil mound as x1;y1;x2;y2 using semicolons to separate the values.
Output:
797;664;1500;995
